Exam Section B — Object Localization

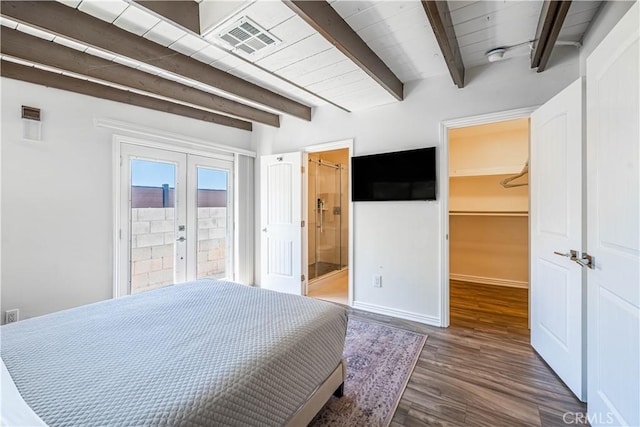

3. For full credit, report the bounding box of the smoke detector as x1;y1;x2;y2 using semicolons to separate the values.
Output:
486;48;507;62
217;17;280;55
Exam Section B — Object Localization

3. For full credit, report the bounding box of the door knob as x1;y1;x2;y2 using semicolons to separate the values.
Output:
176;236;186;242
262;228;267;232
575;253;594;269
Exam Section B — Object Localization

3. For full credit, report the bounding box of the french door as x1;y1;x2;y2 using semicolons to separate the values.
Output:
118;143;233;296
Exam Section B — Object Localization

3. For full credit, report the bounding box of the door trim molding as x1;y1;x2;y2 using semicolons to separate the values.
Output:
96;118;256;158
112;139;122;299
304;138;354;306
439;107;537;327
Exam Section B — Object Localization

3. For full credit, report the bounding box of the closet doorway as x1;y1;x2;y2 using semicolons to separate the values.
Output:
448;118;530;333
305;148;349;306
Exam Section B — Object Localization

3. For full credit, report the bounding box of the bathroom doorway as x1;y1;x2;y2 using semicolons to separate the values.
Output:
306;148;349;305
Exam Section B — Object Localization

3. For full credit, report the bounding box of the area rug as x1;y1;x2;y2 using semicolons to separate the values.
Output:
310;316;428;427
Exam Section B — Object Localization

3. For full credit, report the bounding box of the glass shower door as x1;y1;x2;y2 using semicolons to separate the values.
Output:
312;159;342;279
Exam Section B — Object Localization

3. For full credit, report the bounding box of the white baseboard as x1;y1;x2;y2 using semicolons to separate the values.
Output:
352;301;441;327
450;274;528;289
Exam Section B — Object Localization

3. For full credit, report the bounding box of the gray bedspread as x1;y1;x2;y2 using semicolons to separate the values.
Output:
1;280;348;426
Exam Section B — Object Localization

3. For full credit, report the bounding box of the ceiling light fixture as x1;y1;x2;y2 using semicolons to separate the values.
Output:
485;40;536;63
486;48;506;62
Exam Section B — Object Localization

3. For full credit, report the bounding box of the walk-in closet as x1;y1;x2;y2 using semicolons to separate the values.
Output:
448;118;530;331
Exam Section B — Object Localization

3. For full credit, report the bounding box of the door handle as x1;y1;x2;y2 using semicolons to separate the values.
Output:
554;250;578;260
262;228;267;232
575;253;595;269
176;236;186;242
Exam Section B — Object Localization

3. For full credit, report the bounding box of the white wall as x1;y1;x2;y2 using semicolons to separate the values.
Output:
253;54;579;324
0;78;251;322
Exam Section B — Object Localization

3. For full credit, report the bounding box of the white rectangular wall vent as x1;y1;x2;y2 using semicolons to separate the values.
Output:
217;17;280;55
21;105;42;141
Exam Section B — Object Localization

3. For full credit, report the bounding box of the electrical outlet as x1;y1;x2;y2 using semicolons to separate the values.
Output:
5;309;19;324
373;274;382;288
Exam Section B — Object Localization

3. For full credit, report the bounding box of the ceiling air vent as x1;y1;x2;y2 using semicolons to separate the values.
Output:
217;17;280;55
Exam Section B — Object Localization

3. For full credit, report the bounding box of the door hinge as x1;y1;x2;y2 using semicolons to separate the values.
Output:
119;229;122;239
301;274;305;282
301;220;305;227
301;166;305;173
120;156;123;167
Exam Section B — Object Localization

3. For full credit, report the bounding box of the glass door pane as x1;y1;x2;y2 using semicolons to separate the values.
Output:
129;159;177;293
188;155;233;281
308;159;318;279
196;167;228;279
119;144;187;297
314;159;342;278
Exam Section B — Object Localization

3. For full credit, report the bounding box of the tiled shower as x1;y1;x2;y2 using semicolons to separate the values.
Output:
308;150;349;281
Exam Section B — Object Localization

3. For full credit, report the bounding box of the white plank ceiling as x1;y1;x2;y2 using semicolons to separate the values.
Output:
450;1;602;68
330;0;449;82
201;0;405;111
1;0;604;119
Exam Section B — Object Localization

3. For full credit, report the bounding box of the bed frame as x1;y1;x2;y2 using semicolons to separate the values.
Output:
286;359;346;426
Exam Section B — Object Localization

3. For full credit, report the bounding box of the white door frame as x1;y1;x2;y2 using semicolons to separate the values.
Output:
439;107;537;327
304;139;354;306
112;134;235;298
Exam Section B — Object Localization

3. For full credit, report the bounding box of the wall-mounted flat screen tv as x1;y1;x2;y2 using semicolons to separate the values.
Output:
351;147;436;201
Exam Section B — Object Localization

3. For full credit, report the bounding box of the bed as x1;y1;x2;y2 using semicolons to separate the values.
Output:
1;279;348;426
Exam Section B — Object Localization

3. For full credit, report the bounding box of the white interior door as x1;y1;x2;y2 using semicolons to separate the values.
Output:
586;4;639;425
260;152;304;295
530;78;585;400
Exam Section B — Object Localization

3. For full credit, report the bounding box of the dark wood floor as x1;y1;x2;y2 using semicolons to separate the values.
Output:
349;281;587;427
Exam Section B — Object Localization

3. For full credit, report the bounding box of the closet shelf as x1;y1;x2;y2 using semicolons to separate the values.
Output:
449;165;525;178
449;211;528;217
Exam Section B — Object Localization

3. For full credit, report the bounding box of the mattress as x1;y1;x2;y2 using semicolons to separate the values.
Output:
1;280;348;426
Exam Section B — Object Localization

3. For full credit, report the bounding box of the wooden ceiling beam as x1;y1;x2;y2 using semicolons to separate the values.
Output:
283;0;404;101
133;1;200;34
1;27;279;127
0;60;252;131
421;1;465;88
0;1;311;121
531;1;572;72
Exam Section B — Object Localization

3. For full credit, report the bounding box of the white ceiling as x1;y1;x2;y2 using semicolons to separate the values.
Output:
450;1;602;68
450;1;544;68
203;0;406;111
330;0;449;82
1;0;604;121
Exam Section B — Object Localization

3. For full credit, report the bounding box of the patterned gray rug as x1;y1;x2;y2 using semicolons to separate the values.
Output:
310;316;428;427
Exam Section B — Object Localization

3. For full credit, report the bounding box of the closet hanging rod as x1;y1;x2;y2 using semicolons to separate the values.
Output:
308;157;342;169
